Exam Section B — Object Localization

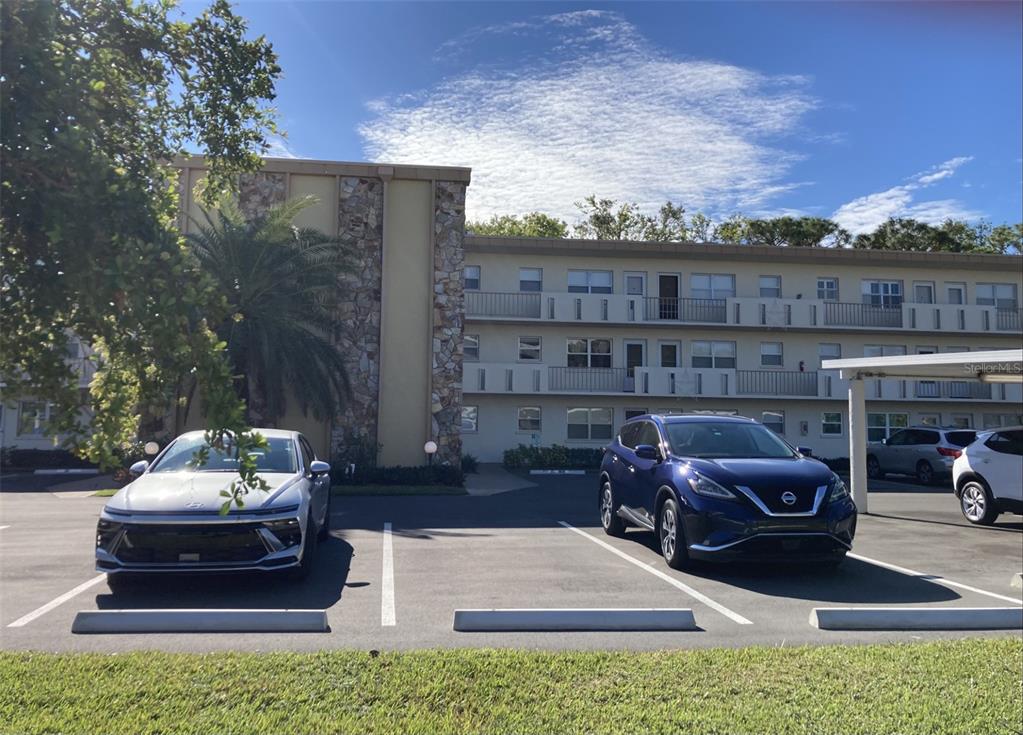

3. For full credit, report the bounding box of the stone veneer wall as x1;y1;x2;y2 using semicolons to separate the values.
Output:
238;172;286;219
431;181;467;466
330;177;385;464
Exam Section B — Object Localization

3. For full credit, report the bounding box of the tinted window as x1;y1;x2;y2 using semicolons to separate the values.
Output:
946;431;977;448
914;430;939;445
298;436;315;469
986;430;1023;456
886;430;909;446
150;435;298;474
637;422;662;448
619;423;641;449
666;421;797;459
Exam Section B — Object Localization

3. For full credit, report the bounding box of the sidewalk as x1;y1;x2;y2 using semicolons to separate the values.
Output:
464;464;537;496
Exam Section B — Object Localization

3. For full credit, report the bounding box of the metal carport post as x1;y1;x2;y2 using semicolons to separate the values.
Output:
822;349;1023;515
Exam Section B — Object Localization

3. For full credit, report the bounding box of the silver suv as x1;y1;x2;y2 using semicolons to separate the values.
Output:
866;426;977;485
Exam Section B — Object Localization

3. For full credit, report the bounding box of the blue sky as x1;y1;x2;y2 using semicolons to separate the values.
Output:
193;1;1022;232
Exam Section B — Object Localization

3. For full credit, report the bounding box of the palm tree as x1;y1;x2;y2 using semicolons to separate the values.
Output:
185;197;351;427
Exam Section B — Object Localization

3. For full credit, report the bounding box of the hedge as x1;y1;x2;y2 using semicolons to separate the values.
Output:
502;444;604;470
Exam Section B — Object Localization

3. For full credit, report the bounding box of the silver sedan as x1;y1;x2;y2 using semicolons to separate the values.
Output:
95;429;331;591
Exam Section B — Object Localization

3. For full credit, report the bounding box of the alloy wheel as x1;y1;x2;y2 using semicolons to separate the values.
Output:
962;485;986;522
917;462;934;484
600;483;613;529
660;506;677;559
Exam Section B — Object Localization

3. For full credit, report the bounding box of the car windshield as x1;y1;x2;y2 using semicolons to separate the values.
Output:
665;421;798;459
149;435;298;474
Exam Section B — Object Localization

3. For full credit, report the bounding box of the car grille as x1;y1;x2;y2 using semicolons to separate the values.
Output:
748;487;818;514
114;523;268;564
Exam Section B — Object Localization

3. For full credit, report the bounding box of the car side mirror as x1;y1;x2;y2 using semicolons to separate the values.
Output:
635;444;661;461
129;460;149;477
309;460;331;476
797;446;813;457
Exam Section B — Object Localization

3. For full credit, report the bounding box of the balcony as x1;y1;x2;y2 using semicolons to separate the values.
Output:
642;297;727;324
548;367;628;392
736;370;818;397
465;291;541;318
914;380;993;400
824;302;903;328
996;308;1022;331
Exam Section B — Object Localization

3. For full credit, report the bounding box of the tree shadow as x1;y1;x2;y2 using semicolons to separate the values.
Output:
94;535;354;610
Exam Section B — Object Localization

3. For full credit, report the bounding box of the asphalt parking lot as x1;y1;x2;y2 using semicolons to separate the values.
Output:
1;472;1020;652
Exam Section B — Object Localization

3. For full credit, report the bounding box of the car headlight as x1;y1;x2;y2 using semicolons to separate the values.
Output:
829;475;850;504
686;473;736;500
96;519;122;550
262;517;302;548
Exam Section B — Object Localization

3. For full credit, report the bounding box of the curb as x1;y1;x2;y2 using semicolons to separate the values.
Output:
71;609;329;634
453;608;697;632
810;606;1023;631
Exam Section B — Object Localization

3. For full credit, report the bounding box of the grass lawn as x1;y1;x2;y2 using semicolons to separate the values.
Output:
1;639;1020;734
331;484;466;496
91;489;119;497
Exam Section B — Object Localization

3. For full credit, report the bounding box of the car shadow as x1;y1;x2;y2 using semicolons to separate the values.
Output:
94;535;354;610
622;529;960;604
869;512;1023;533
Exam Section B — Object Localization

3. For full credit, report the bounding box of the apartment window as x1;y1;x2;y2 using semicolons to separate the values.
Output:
518;336;541;362
759;275;782;298
862;280;903;307
691;341;736;369
659;341;680;368
864;345;907;358
760;342;783;367
817;277;839;301
567;407;613;441
568;270;613;294
690;273;735;299
818;343;842;367
946;283;966;305
867;412;909;442
950;413;973;429
919;413;941;427
624;408;648;421
460;406;478;433
517;406;541;432
976;283;1018;309
913;282;935;304
517;268;543;292
822;412;843;436
17;401;50;436
464;335;479;362
762;410;785;434
464;265;481;291
624;272;646;296
567;338;611;368
983;413;1023;428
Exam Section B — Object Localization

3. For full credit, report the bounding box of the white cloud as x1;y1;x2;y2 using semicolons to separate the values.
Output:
264;133;302;160
361;10;819;221
832;156;980;235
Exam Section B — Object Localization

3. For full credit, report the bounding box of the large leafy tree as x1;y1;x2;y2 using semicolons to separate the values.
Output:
1;0;281;507
573;196;690;241
853;218;1022;254
186;198;351;428
745;216;850;248
466;212;568;238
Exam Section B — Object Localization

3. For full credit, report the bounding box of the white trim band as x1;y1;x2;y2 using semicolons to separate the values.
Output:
454;608;697;632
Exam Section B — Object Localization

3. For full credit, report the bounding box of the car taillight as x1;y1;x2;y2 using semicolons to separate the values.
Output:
937;447;961;458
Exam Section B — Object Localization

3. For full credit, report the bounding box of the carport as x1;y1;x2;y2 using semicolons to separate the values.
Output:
822;349;1023;514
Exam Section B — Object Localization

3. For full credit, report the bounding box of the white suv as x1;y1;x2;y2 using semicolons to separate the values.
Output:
952;427;1023;525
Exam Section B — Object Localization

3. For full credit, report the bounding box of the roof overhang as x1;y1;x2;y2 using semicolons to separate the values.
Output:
822;349;1023;382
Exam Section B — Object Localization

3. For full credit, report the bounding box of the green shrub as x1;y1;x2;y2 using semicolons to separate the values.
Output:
502;444;603;470
460;453;479;474
1;448;96;470
820;456;850;473
333;463;463;487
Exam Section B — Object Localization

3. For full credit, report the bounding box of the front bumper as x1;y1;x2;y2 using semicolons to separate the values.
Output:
95;509;305;574
681;496;857;563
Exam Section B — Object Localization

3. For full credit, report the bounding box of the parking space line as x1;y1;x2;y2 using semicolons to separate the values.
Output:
0;525;10;531
849;553;1023;606
7;574;107;628
558;521;753;625
381;522;395;626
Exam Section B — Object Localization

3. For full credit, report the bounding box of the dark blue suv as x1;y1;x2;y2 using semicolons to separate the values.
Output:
599;414;857;570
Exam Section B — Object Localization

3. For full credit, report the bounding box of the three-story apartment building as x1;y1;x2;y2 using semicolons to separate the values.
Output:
460;235;1023;461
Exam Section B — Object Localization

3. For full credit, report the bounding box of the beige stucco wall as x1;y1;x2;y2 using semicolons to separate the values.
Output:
377;179;434;465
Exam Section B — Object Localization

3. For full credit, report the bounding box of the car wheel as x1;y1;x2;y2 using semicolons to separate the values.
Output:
960;480;998;525
600;480;626;537
915;460;935;485
866;456;884;479
287;513;319;581
317;493;331;542
658;498;690;571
